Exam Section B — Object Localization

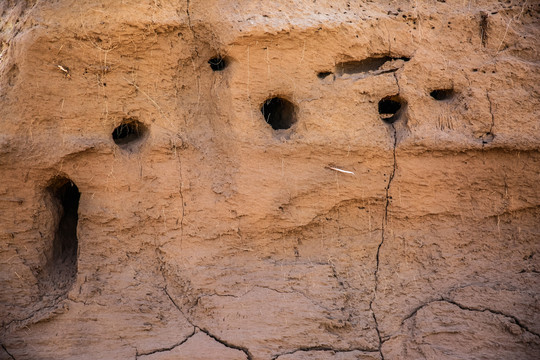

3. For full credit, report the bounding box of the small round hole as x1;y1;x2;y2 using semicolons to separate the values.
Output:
208;56;227;71
378;96;405;123
112;118;147;147
260;97;297;130
430;88;454;101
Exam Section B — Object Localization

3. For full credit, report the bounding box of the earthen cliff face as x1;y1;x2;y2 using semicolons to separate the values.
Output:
1;1;539;359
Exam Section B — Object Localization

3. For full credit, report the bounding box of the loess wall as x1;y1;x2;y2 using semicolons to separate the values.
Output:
0;0;539;359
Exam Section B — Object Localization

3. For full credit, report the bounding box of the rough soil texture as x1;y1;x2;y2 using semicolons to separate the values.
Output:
1;0;539;359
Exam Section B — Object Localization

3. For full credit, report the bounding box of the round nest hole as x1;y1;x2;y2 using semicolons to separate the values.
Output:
208;56;228;71
261;97;297;130
378;96;405;124
430;88;455;101
112;119;147;148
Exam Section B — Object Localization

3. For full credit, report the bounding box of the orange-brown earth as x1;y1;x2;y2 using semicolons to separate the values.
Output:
1;1;539;359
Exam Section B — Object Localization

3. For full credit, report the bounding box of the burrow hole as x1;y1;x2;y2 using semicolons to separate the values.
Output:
208;56;228;71
112;118;148;148
46;178;80;289
378;95;406;124
430;88;455;101
317;71;333;79
261;97;297;130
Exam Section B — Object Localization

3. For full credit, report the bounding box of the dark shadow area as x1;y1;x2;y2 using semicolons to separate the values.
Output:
43;178;80;291
112;118;147;148
378;95;406;124
208;56;228;71
317;71;333;79
261;97;297;130
336;56;410;76
430;88;455;101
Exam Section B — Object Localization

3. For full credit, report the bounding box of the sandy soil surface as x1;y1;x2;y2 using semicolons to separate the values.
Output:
1;1;539;359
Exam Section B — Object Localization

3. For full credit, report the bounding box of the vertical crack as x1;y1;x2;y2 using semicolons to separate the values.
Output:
177;154;185;245
185;0;192;30
369;124;397;360
480;11;489;47
384;125;397;223
482;91;496;147
487;91;495;135
393;72;401;93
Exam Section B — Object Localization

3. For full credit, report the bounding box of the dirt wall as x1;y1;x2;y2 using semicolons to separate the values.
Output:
1;1;539;359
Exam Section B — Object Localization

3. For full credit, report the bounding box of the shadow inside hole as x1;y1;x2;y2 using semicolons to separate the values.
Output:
42;178;80;291
317;71;333;79
261;97;297;130
208;56;227;71
430;88;455;101
378;96;405;124
112;119;147;147
336;56;410;76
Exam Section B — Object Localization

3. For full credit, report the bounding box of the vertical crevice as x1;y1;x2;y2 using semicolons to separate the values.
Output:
370;124;397;360
487;91;495;135
482;91;496;146
172;146;186;247
41;177;80;293
186;0;192;29
480;11;489;47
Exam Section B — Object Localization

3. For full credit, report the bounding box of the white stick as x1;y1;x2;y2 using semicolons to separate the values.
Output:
327;166;355;175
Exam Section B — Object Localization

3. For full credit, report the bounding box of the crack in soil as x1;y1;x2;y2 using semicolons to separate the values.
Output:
487;91;495;135
369;123;398;360
401;297;540;338
1;344;15;360
197;327;253;360
247;284;336;313
135;327;196;359
176;151;186;246
163;286;253;359
481;91;496;147
185;0;192;30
